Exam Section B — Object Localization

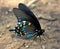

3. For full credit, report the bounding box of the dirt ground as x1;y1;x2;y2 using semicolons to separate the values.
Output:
0;0;60;49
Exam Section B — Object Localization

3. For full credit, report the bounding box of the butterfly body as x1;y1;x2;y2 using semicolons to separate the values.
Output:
9;3;45;39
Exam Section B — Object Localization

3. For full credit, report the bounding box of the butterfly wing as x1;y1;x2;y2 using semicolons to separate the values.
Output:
12;8;38;38
18;3;45;36
13;8;32;21
18;3;41;30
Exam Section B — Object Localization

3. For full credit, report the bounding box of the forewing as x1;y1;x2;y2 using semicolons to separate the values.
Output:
13;8;32;21
18;3;34;17
18;3;41;30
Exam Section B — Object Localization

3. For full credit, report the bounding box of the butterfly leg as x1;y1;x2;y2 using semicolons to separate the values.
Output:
42;33;49;42
39;34;49;49
32;35;37;40
36;35;46;49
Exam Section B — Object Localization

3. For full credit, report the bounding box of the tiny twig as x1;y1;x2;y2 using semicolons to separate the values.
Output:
38;17;57;21
27;0;37;7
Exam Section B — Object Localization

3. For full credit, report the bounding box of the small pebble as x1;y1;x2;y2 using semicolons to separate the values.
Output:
0;35;2;38
9;9;12;12
20;42;25;47
42;45;45;49
5;11;8;15
14;38;18;42
27;0;37;6
48;2;51;6
33;41;37;45
37;36;39;38
6;24;11;28
48;34;53;39
31;4;36;8
25;45;29;48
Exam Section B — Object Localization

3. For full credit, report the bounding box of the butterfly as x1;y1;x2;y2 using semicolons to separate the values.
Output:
9;3;45;39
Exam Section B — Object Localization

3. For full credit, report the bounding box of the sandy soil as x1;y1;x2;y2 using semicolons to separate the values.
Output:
0;0;60;49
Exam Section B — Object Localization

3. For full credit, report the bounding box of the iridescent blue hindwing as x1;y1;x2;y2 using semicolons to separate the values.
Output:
15;21;37;38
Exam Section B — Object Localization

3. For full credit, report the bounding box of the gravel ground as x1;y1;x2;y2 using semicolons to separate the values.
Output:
0;0;60;49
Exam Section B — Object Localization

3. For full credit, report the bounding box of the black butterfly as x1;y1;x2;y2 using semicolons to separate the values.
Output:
9;3;45;39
